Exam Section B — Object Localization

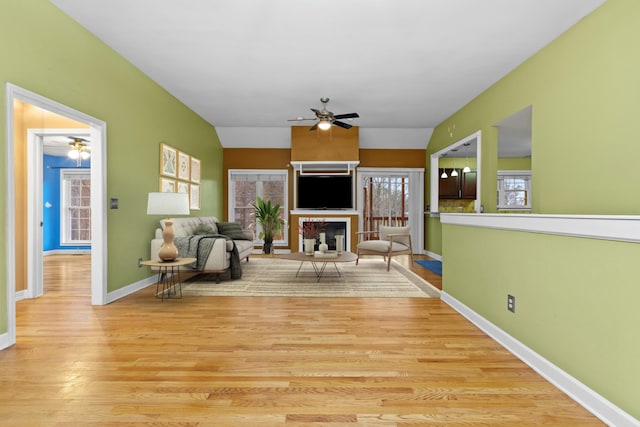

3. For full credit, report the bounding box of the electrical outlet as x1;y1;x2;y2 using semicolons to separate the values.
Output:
138;257;143;268
507;294;516;313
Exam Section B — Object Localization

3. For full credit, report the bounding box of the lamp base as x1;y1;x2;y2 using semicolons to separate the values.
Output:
158;243;179;262
159;219;179;262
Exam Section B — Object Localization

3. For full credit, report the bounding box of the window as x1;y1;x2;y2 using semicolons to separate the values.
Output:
497;170;531;210
228;170;288;245
61;169;91;245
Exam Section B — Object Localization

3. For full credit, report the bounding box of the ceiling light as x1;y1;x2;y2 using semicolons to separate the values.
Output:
451;169;458;177
318;120;331;130
441;169;448;179
463;165;471;173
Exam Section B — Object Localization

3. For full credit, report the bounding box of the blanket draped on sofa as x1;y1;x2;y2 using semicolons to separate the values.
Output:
174;234;243;279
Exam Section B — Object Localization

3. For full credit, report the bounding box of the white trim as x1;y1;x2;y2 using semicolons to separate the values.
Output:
227;168;289;246
356;167;425;254
106;275;157;304
15;289;30;302
298;217;352;252
441;292;640;427
44;249;92;256
424;250;442;261
59;168;92;246
5;83;108;350
440;213;640;243
291;160;359;176
430;131;482;214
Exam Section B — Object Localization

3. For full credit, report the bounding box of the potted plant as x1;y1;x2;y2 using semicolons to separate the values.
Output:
299;218;325;255
250;196;284;254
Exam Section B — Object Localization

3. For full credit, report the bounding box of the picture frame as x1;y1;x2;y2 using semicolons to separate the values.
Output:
177;151;190;181
189;184;200;210
159;177;176;192
176;181;189;195
190;157;201;183
160;143;177;177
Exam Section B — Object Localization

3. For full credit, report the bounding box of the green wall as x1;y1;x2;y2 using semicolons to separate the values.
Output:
443;223;640;419
0;0;224;325
497;158;531;170
428;0;640;419
426;0;640;252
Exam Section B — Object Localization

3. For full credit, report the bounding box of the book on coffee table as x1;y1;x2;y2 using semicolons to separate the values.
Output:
313;251;338;259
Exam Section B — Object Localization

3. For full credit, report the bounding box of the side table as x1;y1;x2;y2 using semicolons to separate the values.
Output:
140;257;196;301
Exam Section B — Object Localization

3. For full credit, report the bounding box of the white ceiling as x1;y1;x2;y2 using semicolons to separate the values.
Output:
50;0;604;149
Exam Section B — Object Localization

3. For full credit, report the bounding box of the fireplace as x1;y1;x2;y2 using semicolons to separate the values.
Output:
299;217;350;252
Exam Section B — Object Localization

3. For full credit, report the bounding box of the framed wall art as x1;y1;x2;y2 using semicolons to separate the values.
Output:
178;151;190;181
190;157;201;183
159;177;176;192
189;184;200;210
160;143;177;177
177;181;189;195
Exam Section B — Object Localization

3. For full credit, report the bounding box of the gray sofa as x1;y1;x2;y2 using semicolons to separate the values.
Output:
150;216;254;278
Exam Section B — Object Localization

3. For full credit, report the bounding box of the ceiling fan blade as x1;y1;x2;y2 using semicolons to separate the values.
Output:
309;122;319;131
288;118;316;122
333;113;359;119
332;120;352;129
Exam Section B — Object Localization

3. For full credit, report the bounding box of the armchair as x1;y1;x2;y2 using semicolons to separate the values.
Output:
356;225;413;271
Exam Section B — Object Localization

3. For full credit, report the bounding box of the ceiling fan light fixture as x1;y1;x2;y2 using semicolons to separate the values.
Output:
68;149;80;160
318;120;331;130
81;151;91;160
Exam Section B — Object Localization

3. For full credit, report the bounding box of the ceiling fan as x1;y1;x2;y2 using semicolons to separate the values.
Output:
65;136;91;166
288;97;359;131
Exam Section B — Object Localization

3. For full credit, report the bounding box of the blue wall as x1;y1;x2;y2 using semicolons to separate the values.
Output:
43;155;91;252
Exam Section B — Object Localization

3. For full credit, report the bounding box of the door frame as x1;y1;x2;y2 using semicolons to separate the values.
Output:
4;83;108;348
26;128;91;299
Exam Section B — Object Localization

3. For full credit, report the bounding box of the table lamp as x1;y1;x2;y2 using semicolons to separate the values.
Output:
147;192;190;261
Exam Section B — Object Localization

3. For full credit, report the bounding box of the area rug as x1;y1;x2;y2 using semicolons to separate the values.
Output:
414;259;442;276
182;258;440;298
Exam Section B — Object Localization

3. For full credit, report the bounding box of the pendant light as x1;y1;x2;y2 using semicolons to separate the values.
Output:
451;168;458;177
440;169;448;179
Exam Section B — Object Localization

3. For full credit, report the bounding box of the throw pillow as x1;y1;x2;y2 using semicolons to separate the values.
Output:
194;223;216;235
217;222;250;240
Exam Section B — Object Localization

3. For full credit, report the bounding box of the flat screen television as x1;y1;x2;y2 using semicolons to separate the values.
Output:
297;175;353;210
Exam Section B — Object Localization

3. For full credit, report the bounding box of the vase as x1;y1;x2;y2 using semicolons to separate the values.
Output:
335;235;344;254
319;242;328;253
303;238;316;255
319;232;326;245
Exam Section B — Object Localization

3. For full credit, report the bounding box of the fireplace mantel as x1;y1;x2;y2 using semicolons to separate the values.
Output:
291;161;359;175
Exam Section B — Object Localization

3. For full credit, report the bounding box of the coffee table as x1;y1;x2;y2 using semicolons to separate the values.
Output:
277;251;358;282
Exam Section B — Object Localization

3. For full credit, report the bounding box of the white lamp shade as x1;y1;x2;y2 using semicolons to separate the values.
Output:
68;150;80;159
147;192;190;216
318;120;332;130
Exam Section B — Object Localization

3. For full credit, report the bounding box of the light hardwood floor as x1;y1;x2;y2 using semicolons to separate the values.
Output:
0;254;603;426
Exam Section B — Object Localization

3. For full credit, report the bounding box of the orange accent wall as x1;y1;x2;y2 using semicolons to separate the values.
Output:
222;148;293;220
359;148;426;168
223;132;426;251
290;126;359;161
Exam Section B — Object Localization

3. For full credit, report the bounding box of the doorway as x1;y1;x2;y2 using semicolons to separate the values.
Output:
4;83;107;349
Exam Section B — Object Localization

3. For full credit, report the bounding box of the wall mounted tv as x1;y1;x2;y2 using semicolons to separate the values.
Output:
298;175;353;210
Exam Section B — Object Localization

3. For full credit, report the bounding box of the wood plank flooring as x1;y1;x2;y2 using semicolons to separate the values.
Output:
0;254;603;426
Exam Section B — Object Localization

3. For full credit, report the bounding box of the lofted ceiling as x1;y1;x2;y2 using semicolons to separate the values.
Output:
50;0;604;150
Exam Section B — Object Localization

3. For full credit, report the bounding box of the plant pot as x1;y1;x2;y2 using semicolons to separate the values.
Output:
263;242;273;254
303;239;316;255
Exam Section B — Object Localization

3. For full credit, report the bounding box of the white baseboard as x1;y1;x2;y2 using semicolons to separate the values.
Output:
424;250;442;261
106;275;157;304
441;291;639;427
44;249;91;256
0;332;12;350
15;289;30;301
